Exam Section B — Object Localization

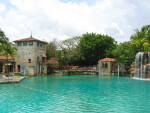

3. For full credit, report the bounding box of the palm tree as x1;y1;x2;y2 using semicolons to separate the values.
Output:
1;42;19;74
0;29;8;42
133;38;149;52
131;27;149;52
0;29;8;53
141;25;150;46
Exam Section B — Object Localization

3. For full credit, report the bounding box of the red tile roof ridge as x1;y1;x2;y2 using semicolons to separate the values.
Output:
98;58;116;62
0;55;15;60
13;36;48;44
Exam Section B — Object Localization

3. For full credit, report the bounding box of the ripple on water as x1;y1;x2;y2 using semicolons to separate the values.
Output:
0;76;150;112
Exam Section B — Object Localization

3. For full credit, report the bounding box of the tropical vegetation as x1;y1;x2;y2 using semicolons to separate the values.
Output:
1;25;150;72
0;29;18;74
112;25;150;63
46;25;150;68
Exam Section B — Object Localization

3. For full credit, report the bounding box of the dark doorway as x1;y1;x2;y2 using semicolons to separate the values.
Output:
18;65;20;72
0;64;3;73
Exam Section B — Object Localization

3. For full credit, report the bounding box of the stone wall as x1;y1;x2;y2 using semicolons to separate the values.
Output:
15;41;47;75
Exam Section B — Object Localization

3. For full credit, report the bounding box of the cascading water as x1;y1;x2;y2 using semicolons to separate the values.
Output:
134;52;150;79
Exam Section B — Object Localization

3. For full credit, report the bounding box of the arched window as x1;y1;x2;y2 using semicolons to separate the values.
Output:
102;63;104;68
105;63;108;68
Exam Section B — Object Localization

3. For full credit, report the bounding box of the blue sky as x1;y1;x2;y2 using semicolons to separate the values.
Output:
0;0;150;43
59;0;96;5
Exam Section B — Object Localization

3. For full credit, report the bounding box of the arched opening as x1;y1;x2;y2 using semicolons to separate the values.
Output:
102;63;104;68
105;63;108;68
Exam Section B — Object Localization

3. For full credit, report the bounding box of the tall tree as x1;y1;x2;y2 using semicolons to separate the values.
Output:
57;36;82;66
78;33;116;65
112;41;138;63
46;39;57;60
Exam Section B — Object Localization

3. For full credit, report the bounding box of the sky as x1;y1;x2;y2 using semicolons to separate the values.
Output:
0;0;150;43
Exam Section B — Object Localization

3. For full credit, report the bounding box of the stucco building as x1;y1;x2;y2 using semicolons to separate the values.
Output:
13;36;48;76
98;58;117;75
98;58;126;76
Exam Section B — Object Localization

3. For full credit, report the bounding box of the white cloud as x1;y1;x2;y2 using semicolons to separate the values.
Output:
0;0;149;43
0;3;5;12
111;23;124;35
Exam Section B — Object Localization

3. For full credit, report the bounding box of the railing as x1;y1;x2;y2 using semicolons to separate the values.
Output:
63;66;98;71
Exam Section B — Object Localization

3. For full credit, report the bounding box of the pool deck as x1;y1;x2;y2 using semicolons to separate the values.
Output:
0;76;25;84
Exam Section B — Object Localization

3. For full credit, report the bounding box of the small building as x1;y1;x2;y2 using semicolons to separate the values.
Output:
13;36;48;76
98;58;126;76
0;56;15;74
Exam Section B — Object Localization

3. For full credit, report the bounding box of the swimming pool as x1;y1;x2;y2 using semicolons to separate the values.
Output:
0;75;150;113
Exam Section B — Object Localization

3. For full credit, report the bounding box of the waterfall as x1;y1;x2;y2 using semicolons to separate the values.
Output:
134;52;150;79
143;65;146;78
135;52;140;78
140;52;144;78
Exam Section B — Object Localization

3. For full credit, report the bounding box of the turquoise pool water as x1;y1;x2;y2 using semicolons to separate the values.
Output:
0;75;150;113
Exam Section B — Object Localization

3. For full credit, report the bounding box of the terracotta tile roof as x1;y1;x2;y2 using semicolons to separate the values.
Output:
13;36;48;44
0;56;15;60
98;58;116;62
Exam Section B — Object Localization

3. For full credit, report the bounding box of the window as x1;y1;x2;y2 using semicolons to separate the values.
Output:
17;42;22;46
37;42;40;47
29;41;33;46
40;43;42;47
23;42;27;46
37;57;39;63
102;63;104;68
28;59;31;63
42;57;45;62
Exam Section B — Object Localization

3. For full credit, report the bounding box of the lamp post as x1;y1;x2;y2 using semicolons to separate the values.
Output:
24;64;25;76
